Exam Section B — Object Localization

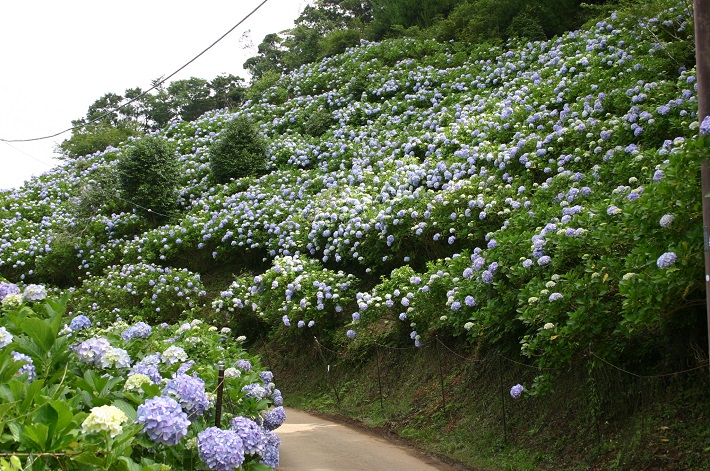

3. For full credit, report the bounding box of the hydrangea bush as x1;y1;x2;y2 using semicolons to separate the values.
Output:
0;0;705;394
0;290;284;470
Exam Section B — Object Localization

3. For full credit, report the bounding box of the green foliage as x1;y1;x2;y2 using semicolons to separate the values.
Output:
0;293;281;470
116;136;180;224
209;116;268;184
57;122;142;159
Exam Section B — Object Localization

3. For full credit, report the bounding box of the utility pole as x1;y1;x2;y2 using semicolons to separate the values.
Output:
694;0;710;370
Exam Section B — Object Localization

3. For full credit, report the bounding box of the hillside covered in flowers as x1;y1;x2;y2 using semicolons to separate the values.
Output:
1;0;706;404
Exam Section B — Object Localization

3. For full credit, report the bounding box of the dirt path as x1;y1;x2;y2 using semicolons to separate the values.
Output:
277;407;464;471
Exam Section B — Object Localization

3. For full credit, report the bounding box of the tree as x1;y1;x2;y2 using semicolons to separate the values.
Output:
57;121;142;158
243;33;287;82
116;136;180;225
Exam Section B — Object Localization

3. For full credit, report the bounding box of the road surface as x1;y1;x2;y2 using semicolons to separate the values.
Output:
277;407;465;471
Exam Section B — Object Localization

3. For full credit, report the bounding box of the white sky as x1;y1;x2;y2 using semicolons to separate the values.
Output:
0;0;311;191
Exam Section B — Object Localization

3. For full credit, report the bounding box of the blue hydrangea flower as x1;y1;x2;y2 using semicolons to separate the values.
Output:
271;388;283;407
12;351;36;381
121;322;152;341
69;314;92;332
130;363;162;384
510;384;524;399
163;373;210;417
656;252;677;269
701;115;710;136
242;383;268;400
262;406;286;431
346;329;356;339
0;282;20;301
230;416;265;455
136;396;190;446
260;429;280;468
235;359;252;372
197;427;245;471
259;370;274;384
548;293;564;302
75;337;112;366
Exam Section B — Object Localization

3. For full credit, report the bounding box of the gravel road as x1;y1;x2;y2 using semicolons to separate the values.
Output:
277;407;465;471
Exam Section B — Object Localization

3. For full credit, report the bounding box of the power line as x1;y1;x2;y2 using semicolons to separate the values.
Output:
0;0;270;144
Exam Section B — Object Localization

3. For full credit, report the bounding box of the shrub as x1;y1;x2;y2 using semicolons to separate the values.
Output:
209;116;268;183
116;136;180;225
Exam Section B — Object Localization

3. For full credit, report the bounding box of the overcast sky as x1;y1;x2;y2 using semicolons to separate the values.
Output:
0;0;311;190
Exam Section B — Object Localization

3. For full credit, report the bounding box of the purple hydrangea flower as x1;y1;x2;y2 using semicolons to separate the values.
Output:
656;252;677;269
0;282;20;301
260;371;274;384
549;293;564;302
136;396;190;446
700;115;710;136
346;329;356;339
262;406;286;431
510;384;524;399
130;363;162;384
197;427;245;471
230;417;265;455
12;351;36;382
235;359;252;372
260;429;280;468
69;314;92;332
163;373;210;417
272;388;283;407
537;256;551;266
242;383;268;400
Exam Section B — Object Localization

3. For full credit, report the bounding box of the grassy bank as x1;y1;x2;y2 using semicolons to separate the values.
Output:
258;337;710;470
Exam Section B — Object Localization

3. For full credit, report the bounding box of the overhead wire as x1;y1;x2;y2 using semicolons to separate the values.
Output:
0;0;270;143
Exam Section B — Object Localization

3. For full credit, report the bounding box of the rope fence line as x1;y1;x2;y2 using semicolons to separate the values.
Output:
262;334;710;447
589;351;710;379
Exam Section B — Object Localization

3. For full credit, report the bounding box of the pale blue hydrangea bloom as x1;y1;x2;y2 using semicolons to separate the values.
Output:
0;282;20;301
346;329;356;339
510;384;524;399
121;322;152;341
242;383;268;400
197;427;245;471
136;395;190;446
69;314;92;332
235;359;252;371
75;337;112;366
549;293;564;302
260;429;280;468
262;406;286;431
230;416;266;455
164;373;210;417
12;351;36;381
656;252;677;269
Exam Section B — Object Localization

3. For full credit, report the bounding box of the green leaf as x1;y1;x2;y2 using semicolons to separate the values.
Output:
116;456;142;471
112;399;138;422
49;400;75;433
34;403;59;442
6;422;22;442
20;423;49;451
20;318;55;354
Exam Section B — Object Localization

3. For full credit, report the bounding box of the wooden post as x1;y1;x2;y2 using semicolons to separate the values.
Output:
694;0;710;371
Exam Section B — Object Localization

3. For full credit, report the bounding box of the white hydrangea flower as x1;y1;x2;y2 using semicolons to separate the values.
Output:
81;405;128;438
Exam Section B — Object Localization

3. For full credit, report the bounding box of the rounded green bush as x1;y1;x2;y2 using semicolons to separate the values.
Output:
209;116;268;184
